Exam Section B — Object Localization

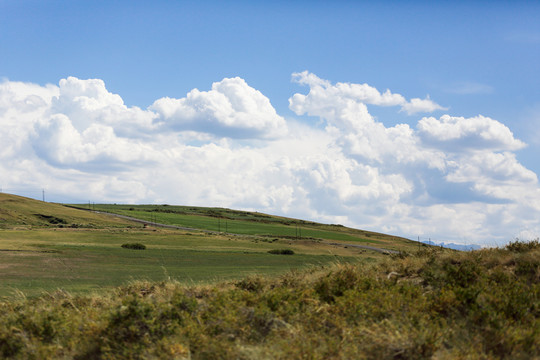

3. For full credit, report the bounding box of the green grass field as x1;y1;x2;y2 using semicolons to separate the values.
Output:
69;203;420;251
0;239;356;297
1;194;395;298
0;225;370;298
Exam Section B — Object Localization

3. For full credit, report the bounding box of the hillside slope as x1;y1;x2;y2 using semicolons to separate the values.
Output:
70;203;420;252
0;193;134;228
1;193;417;251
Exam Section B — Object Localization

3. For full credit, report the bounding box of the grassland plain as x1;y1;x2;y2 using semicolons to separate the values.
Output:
1;193;401;297
0;241;538;359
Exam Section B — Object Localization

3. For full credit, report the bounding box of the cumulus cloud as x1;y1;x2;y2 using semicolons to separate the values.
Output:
445;152;538;202
291;71;405;108
400;96;447;115
52;76;157;137
289;73;540;243
0;80;57;115
290;71;446;116
151;77;287;139
0;77;164;173
289;75;446;170
417;115;526;151
0;73;539;246
0;80;58;159
33;114;156;170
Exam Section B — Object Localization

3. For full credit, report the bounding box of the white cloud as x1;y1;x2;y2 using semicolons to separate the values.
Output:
400;96;448;115
291;71;405;107
288;73;539;244
0;79;58;112
289;75;447;170
445;152;538;205
151;77;287;139
417;114;526;151
0;73;539;246
33;114;157;169
52;76;157;137
447;152;537;185
0;80;58;159
290;71;446;116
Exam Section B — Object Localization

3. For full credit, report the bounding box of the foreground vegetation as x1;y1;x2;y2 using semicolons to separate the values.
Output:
0;241;538;359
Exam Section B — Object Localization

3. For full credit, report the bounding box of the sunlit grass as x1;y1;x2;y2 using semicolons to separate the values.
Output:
71;203;420;250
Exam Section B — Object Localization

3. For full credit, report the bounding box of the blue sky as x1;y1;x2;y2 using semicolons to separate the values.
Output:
1;1;539;245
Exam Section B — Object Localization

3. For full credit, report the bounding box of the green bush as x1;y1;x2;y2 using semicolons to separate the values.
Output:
267;249;294;255
121;243;146;250
314;264;363;303
235;276;266;292
506;239;540;252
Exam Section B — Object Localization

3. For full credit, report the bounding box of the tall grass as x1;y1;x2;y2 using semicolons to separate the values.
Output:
0;242;538;359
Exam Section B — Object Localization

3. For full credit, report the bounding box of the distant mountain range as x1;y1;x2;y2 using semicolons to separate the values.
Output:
422;240;481;251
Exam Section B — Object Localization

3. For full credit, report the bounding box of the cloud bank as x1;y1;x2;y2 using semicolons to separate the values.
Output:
1;73;538;245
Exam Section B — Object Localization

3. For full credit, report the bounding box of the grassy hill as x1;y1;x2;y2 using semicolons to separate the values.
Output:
0;193;538;358
0;193;134;228
68;202;420;252
0;193;423;298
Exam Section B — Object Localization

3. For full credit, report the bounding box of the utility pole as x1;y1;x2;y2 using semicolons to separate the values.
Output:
42;189;45;202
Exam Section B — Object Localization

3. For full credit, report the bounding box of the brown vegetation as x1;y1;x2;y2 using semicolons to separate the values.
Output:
0;241;538;359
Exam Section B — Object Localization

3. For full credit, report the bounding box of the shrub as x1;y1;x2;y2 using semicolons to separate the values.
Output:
34;214;67;225
0;332;23;357
314;264;364;303
235;276;266;292
268;249;294;255
121;243;146;250
506;239;540;252
1;241;539;359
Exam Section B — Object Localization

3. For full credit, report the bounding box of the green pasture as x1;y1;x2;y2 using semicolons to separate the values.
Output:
0;227;365;298
0;194;407;298
71;203;419;252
